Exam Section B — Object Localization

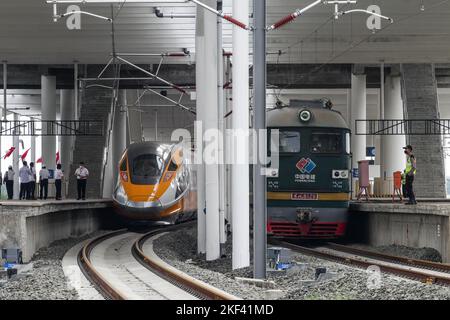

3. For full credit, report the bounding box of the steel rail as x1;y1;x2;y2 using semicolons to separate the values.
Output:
271;240;450;286
132;225;238;300
326;243;450;273
77;229;128;300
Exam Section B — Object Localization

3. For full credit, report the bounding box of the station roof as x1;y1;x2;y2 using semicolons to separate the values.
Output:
0;0;449;64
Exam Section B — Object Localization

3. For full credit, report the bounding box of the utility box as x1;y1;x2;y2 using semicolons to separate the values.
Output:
2;249;23;264
358;160;370;187
267;247;291;270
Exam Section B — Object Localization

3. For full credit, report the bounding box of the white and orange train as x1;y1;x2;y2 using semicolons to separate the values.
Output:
112;142;196;224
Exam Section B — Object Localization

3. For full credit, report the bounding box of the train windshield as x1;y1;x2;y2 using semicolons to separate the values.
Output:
279;131;301;153
131;154;164;184
310;132;342;154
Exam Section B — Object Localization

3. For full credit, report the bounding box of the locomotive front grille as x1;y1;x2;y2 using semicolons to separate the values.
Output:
269;221;343;238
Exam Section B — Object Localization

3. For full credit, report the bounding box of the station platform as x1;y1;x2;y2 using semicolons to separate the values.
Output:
349;200;450;263
0;199;114;262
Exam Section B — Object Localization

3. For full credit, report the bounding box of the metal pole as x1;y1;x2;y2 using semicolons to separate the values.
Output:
380;61;385;120
2;61;6;120
74;61;79;120
217;0;227;252
253;0;267;279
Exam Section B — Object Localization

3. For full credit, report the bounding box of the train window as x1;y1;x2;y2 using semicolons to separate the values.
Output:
168;159;178;172
345;133;351;154
279;131;301;153
120;157;127;172
310;133;342;153
132;154;164;177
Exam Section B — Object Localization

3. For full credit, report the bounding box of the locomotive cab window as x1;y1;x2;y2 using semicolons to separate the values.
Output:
279;131;301;153
310;132;342;154
132;154;163;177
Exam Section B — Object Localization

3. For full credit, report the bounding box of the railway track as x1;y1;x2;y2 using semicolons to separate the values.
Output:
77;223;237;300
271;240;450;286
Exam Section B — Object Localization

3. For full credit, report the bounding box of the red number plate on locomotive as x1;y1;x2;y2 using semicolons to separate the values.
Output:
291;193;318;200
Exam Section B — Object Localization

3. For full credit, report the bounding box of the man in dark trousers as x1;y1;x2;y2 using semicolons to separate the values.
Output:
403;145;417;205
75;162;89;200
19;161;31;200
3;166;15;200
39;165;50;200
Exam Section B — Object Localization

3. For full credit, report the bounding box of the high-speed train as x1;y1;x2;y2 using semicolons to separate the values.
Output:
112;141;196;224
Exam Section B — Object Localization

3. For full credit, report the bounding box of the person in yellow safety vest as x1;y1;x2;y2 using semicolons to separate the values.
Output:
403;145;417;205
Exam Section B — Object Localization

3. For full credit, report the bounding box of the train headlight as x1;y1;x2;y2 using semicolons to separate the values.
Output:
298;109;312;122
332;170;349;179
114;184;128;204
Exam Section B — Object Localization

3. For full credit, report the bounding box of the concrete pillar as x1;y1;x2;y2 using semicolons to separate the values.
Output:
380;75;406;180
13;114;19;199
41;75;57;172
60;89;74;183
112;91;127;186
195;4;206;254
232;0;250;270
31;136;36;165
203;0;220;261
401;64;446;198
350;73;367;171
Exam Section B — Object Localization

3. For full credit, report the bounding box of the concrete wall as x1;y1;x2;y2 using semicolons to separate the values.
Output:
0;200;115;262
349;203;449;262
401;64;447;198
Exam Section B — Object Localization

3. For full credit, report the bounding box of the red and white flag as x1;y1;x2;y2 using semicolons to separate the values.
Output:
20;148;31;161
56;151;60;164
36;157;43;164
3;147;15;160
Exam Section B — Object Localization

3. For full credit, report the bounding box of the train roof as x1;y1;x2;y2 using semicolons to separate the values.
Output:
267;99;349;129
126;141;176;160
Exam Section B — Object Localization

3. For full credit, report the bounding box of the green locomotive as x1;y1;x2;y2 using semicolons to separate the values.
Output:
267;99;351;238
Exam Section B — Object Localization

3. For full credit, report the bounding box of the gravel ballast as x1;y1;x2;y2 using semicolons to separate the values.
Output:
348;243;442;262
0;232;104;300
153;226;450;300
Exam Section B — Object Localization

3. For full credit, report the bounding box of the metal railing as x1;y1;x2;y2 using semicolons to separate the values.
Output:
355;119;450;135
0;120;104;136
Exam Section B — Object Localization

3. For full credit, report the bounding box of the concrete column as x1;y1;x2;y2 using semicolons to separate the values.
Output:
380;75;406;180
232;0;250;270
112;91;127;186
13;114;19;199
60;89;74;181
41;75;57;172
195;4;206;254
203;0;220;261
350;73;367;171
401;64;446;197
31;136;36;165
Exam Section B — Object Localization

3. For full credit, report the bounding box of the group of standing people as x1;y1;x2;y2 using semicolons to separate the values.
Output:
0;161;88;201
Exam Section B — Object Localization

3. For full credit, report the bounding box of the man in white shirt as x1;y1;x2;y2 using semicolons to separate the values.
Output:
19;161;31;200
39;165;50;200
3;166;15;200
29;162;37;200
55;163;64;200
75;162;89;200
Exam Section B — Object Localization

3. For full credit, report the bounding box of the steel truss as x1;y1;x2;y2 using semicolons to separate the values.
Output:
0;120;104;136
356;119;450;135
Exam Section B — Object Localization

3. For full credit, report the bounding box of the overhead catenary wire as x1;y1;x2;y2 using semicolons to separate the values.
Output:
274;0;450;95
